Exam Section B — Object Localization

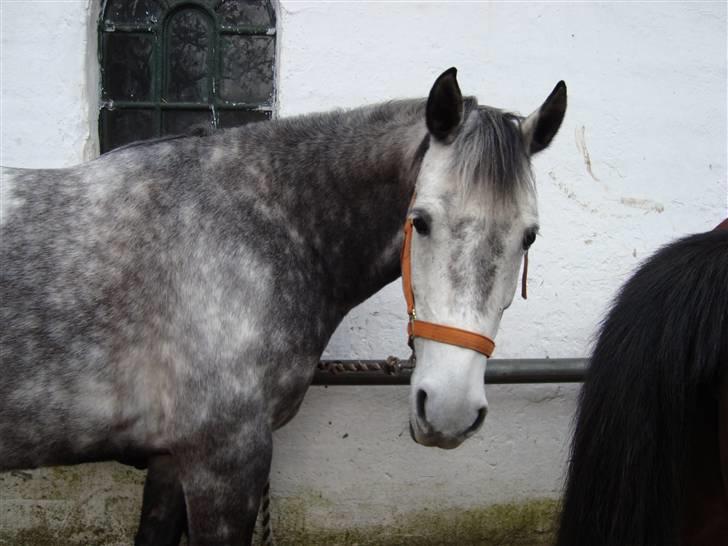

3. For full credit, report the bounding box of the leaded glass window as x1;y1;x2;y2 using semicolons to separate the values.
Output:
99;0;275;152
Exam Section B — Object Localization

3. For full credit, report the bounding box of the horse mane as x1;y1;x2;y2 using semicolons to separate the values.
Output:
103;124;216;155
557;228;728;546
267;98;533;206
101;98;532;207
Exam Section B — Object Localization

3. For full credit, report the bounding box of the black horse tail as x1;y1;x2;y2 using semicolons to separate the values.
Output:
557;228;728;546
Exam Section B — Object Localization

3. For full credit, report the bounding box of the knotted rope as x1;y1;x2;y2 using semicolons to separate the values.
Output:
316;355;415;375
255;480;273;546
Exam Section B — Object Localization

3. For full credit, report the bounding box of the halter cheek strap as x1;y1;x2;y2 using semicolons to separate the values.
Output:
401;218;496;358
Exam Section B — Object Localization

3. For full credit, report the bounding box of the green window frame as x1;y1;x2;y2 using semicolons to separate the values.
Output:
99;0;275;152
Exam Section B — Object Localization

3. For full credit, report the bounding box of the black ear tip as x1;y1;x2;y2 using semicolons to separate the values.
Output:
555;81;567;98
547;80;567;108
441;67;458;79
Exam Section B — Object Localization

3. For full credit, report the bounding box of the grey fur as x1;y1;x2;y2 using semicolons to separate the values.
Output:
440;104;534;311
1;79;560;544
446;219;504;311
1;99;427;545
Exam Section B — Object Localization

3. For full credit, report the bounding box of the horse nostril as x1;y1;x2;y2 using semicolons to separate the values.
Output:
465;406;487;436
416;389;428;422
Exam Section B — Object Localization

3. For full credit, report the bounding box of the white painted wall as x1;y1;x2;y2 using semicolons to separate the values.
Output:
1;0;726;533
1;1;99;167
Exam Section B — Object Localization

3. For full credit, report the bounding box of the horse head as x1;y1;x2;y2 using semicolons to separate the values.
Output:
407;68;567;448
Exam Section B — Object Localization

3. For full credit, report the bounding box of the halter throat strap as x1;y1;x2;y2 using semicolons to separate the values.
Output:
401;218;496;358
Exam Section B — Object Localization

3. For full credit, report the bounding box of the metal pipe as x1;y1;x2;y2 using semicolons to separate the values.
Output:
312;358;587;386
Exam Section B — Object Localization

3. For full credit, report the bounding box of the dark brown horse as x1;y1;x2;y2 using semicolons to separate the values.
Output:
557;221;728;546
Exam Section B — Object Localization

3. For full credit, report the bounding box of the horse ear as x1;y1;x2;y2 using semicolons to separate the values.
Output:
522;81;567;154
426;67;464;141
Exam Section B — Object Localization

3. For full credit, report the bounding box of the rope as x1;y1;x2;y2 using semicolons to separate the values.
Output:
256;479;272;546
316;355;415;375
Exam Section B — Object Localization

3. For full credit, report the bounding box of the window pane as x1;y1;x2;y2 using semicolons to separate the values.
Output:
100;109;156;153
218;0;274;27
104;0;161;26
162;110;213;135
220;36;274;103
165;9;212;103
219;110;271;128
103;34;154;101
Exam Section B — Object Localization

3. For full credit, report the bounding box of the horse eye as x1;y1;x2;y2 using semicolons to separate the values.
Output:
523;229;537;250
412;217;430;236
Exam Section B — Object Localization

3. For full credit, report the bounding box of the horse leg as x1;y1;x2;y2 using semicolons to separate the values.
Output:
135;455;187;546
177;421;273;546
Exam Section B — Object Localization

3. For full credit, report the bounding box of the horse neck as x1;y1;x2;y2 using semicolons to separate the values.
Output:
266;101;427;312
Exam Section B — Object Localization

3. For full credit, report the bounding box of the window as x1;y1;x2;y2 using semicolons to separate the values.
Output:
99;0;275;152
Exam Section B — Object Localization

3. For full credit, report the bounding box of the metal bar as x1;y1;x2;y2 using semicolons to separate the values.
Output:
212;8;221;128
154;11;163;138
220;26;276;36
312;358;587;386
101;101;273;111
102;23;157;33
102;23;274;35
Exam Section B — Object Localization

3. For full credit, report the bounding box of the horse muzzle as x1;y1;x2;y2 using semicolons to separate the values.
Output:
409;386;488;450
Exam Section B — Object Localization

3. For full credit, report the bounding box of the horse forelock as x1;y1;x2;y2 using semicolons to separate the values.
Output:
450;104;534;206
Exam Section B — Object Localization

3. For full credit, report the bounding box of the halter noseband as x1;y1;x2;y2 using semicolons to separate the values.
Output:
401;218;496;358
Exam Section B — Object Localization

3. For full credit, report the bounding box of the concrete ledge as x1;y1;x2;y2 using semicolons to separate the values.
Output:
272;496;558;545
0;464;143;546
0;463;558;545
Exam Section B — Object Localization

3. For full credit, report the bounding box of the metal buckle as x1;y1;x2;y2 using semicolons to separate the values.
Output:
407;308;416;350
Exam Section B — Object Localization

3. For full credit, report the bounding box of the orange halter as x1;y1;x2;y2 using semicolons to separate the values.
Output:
401;218;497;357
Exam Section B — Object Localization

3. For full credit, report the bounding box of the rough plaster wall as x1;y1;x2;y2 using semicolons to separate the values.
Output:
0;1;97;168
275;1;728;360
0;0;727;537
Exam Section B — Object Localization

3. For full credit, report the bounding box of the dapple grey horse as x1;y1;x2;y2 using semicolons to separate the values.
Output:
0;68;566;545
